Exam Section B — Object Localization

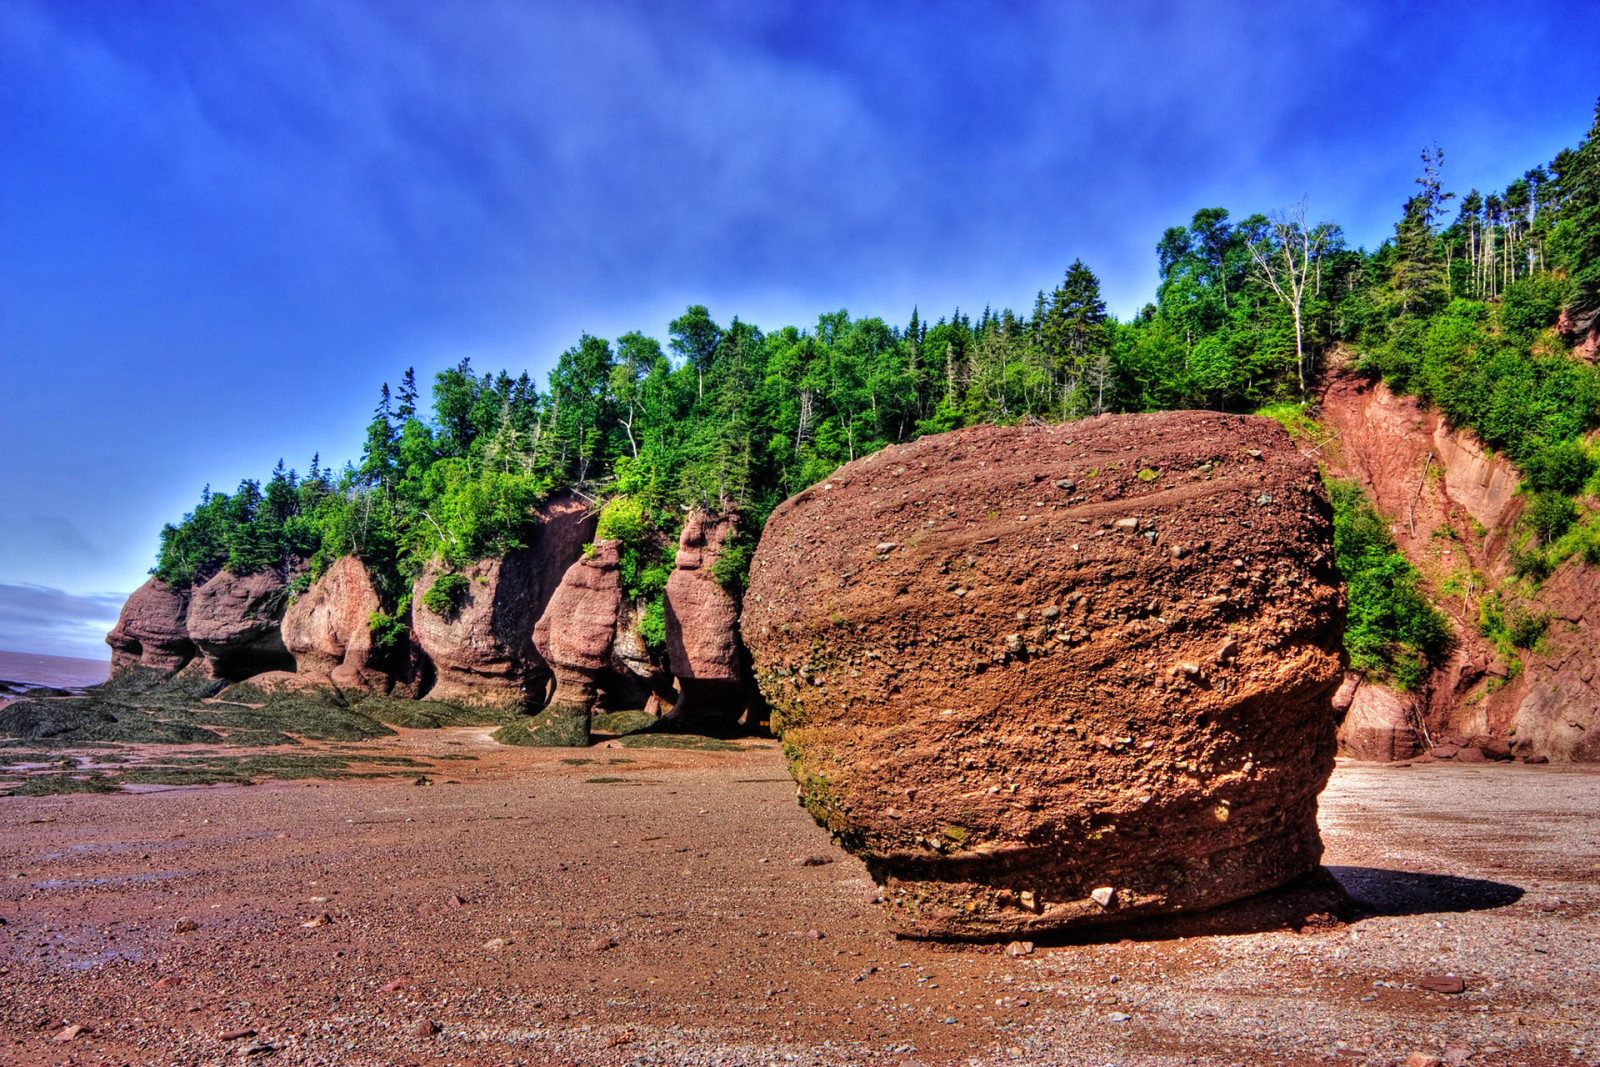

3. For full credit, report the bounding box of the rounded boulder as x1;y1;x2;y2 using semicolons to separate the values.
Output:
743;412;1345;937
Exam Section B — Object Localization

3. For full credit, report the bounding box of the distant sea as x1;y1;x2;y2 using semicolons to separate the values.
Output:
0;649;109;689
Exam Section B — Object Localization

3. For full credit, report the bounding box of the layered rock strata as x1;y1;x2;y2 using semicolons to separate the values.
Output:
744;412;1345;937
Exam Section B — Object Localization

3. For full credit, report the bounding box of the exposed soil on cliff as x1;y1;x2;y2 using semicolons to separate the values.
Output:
1316;366;1600;761
2;739;1596;1067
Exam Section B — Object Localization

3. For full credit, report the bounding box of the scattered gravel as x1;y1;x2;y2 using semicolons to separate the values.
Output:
0;739;1596;1066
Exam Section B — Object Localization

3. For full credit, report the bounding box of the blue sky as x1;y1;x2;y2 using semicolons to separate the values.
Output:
2;0;1596;658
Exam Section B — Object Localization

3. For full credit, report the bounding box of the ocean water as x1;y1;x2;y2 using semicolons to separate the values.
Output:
0;649;109;689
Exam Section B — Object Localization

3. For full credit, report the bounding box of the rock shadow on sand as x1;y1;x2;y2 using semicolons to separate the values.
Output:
988;865;1524;947
1327;864;1525;917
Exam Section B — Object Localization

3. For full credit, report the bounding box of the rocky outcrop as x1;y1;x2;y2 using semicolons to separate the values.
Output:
530;540;628;745
1319;367;1599;762
1557;305;1600;364
409;492;596;710
281;556;395;693
187;570;295;681
106;578;196;680
1334;673;1421;761
744;412;1345;937
662;511;746;727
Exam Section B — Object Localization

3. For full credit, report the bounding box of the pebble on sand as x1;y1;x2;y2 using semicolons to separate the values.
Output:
1418;975;1466;994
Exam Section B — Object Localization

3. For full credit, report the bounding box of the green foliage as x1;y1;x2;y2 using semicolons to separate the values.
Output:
1526;491;1577;544
637;599;667;652
367;611;410;653
1506;607;1549;650
421;572;469;616
1327;478;1452;689
1497;274;1573;338
709;529;755;600
1523;437;1595;494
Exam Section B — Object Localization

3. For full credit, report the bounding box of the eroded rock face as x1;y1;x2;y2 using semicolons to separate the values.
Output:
663;511;746;726
530;540;627;745
187;570;295;681
1318;367;1598;762
408;492;597;710
744;412;1345;937
281;556;390;692
106;578;196;680
1335;674;1422;761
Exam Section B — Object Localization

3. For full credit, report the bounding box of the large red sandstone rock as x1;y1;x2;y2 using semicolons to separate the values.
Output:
282;556;392;692
663;511;746;727
530;540;628;745
408;492;596;710
105;578;196;679
1334;673;1422;761
743;412;1345;937
187;570;295;681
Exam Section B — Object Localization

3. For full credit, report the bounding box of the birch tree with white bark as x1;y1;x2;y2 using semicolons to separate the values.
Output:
1246;200;1337;394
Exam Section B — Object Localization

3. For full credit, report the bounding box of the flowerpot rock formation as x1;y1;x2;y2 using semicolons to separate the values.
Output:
281;555;396;694
662;510;748;728
743;412;1346;938
186;570;296;681
530;540;629;746
408;492;596;710
105;578;197;680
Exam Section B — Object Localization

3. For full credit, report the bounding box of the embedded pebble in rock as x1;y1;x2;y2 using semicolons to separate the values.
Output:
744;412;1345;937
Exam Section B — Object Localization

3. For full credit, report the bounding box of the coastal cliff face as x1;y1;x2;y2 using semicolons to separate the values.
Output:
1319;369;1600;763
744;412;1345;937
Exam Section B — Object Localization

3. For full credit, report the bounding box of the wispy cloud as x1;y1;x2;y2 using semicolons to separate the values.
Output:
0;584;124;661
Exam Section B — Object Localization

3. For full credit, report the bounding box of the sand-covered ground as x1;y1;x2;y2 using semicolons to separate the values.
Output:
2;732;1597;1067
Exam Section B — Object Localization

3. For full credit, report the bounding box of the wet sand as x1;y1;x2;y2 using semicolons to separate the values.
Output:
1;737;1597;1066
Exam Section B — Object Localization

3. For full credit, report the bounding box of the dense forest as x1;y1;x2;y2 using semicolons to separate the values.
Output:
152;99;1600;689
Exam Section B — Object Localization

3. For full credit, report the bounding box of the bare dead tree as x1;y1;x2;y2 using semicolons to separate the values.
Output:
1247;200;1335;394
